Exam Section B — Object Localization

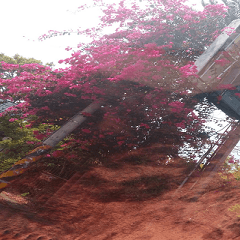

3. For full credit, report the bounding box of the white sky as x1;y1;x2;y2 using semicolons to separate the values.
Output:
0;0;206;68
0;0;102;67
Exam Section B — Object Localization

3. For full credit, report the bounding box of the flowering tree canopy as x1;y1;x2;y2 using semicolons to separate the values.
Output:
202;0;240;25
0;0;233;164
0;55;59;171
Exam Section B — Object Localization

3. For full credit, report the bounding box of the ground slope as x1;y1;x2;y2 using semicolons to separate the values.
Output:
0;146;239;240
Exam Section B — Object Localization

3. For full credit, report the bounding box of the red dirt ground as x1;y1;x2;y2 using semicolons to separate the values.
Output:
0;146;240;240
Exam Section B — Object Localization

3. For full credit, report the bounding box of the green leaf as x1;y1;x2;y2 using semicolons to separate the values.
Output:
20;192;30;197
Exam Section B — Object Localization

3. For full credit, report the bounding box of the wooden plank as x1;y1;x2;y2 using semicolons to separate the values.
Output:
195;19;240;74
193;19;240;93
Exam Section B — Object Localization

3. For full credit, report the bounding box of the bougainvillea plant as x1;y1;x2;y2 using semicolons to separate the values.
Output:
0;0;234;166
0;54;59;171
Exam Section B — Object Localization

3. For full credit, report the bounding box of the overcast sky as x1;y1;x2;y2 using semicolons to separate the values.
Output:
0;0;102;67
0;0;207;68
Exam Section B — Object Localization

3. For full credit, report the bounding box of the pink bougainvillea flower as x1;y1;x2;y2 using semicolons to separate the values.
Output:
117;141;125;146
81;95;91;100
52;150;64;158
81;145;89;151
175;121;186;129
66;154;77;160
9;118;18;122
168;101;185;108
82;129;91;133
228;158;234;163
106;132;114;135
41;106;50;111
64;92;77;97
114;118;121;123
171;108;181;113
60;143;71;148
35;134;45;140
65;46;72;51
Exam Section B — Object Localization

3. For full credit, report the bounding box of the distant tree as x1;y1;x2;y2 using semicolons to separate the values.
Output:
0;54;58;172
0;53;42;65
0;53;53;79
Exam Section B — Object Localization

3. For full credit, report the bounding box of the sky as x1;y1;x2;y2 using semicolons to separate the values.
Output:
0;0;206;68
0;0;102;67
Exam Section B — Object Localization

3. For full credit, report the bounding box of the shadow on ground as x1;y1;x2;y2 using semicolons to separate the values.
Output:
81;173;171;202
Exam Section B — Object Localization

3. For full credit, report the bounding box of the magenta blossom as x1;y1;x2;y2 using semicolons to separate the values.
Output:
9;118;18;122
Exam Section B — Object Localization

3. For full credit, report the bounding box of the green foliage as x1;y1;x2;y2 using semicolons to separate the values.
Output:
0;53;54;67
228;204;240;217
217;155;240;181
222;155;240;173
0;114;59;172
0;53;42;65
20;192;30;197
0;53;57;172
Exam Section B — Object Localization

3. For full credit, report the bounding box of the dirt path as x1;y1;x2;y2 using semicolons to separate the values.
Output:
0;149;240;239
